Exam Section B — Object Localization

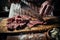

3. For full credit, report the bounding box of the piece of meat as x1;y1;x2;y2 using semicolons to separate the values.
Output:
15;18;21;23
7;20;17;31
7;17;15;23
21;15;31;20
16;15;21;18
27;20;46;28
16;23;27;30
7;23;15;31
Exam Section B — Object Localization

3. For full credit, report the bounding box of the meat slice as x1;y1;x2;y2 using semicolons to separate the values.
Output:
16;22;27;30
7;17;15;23
27;20;46;28
7;23;15;31
21;15;31;20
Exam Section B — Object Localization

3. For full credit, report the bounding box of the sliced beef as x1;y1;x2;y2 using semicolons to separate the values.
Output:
27;20;43;28
6;15;46;31
7;23;15;31
27;20;47;28
7;15;31;31
16;23;27;30
21;15;31;20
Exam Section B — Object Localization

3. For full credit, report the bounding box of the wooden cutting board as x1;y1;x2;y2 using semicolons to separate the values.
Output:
0;17;60;33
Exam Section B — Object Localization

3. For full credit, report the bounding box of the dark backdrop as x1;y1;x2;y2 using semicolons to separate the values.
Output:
0;0;60;17
53;0;60;16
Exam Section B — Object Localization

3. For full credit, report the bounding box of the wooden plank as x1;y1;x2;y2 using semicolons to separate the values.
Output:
0;17;60;33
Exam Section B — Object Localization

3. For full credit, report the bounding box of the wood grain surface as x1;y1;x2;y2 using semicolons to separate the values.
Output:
0;17;60;33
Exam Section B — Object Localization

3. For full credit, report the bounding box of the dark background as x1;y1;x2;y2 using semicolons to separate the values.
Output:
53;0;60;16
0;0;60;17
